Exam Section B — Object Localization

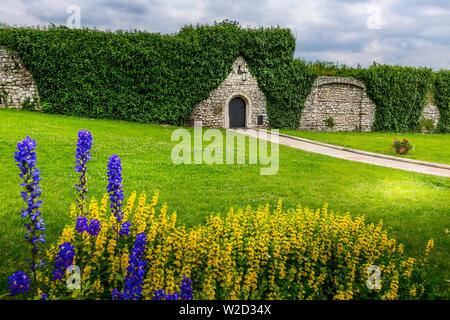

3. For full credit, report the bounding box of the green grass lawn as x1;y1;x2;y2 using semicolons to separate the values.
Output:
280;130;450;165
1;109;449;297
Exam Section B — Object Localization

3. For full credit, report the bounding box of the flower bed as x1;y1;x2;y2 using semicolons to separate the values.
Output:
5;131;434;300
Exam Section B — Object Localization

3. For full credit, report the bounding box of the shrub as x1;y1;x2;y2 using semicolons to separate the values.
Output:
362;64;433;132
324;117;335;128
20;96;38;111
34;195;433;300
0;88;9;107
263;58;316;128
434;70;450;133
415;117;435;133
308;60;364;78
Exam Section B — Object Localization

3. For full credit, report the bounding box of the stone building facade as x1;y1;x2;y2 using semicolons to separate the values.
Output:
299;76;376;132
190;56;268;128
422;91;440;128
0;46;39;109
299;76;441;132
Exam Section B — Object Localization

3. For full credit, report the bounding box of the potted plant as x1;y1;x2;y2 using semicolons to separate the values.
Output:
391;138;413;155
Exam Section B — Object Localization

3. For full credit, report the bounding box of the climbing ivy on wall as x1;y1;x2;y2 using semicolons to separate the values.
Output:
0;22;316;129
309;61;444;132
362;64;433;132
260;58;317;128
1;23;445;132
434;70;450;133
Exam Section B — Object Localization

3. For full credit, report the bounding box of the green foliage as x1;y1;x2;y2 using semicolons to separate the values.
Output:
308;60;364;78
324;117;334;128
1;109;450;297
0;23;316;128
415;117;435;133
360;64;433;132
0;24;445;132
40;101;53;113
21;96;38;111
434;70;450;133
0;88;8;107
310;61;437;132
390;137;414;154
262;58;317;128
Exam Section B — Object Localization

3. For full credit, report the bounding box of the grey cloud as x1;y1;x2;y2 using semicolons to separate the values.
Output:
0;0;448;69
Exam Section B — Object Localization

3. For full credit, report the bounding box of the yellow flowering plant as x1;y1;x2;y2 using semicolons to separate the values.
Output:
36;192;434;300
6;131;436;300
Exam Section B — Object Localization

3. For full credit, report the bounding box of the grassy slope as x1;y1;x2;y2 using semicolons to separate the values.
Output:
0;109;449;296
280;130;450;165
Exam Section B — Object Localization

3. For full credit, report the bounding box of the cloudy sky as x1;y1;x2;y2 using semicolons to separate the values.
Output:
1;0;449;69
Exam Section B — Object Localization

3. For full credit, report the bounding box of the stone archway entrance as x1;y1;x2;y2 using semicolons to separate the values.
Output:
228;97;246;128
190;56;268;128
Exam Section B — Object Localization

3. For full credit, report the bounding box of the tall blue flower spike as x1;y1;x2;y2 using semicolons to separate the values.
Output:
51;242;75;281
75;130;93;215
13;136;46;275
112;232;148;300
8;271;30;296
107;154;130;237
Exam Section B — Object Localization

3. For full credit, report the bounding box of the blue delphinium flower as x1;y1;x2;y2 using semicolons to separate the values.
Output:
8;271;30;296
76;216;101;236
152;290;180;300
51;242;75;281
111;288;123;300
40;292;48;300
107;154;127;236
14;136;46;280
75;130;93;215
165;292;180;300
119;221;132;237
152;276;193;300
121;232;148;300
152;289;166;300
180;276;193;300
87;219;101;236
75;216;88;233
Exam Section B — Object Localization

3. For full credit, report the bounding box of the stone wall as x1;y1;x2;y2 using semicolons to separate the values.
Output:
421;91;440;128
190;56;268;128
299;76;376;132
299;76;441;132
0;46;39;109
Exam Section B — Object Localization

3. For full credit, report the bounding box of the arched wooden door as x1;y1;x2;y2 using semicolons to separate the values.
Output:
228;97;246;128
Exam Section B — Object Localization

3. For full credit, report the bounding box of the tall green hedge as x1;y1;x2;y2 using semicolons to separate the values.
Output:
362;64;433;132
0;23;316;128
434;70;450;133
1;23;445;132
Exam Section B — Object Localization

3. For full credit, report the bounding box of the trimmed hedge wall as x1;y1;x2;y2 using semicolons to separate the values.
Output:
434;70;450;133
362;64;433;132
0;23;447;132
0;23;316;129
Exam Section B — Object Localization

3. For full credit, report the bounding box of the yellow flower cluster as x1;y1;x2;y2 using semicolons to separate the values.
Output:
43;192;433;300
